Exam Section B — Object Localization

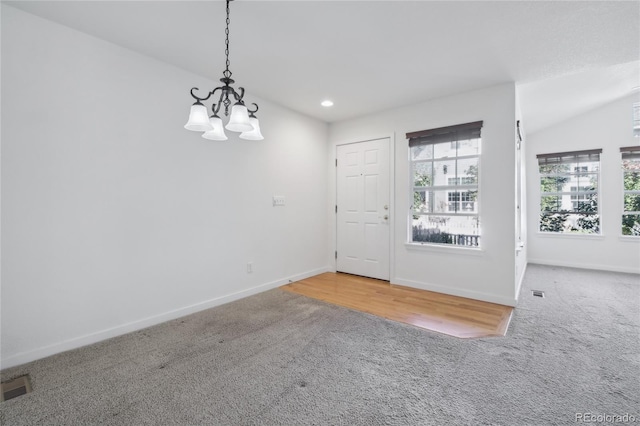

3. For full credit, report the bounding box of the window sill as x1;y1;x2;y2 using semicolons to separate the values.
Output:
405;242;484;256
619;235;640;242
536;232;604;240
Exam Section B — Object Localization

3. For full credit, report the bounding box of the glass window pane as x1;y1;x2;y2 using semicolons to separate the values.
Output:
447;191;460;213
622;160;640;172
457;157;478;185
576;174;598;191
432;160;455;186
461;190;478;212
434;142;455;159
572;166;589;177
540;212;567;232
540;212;599;234
413;162;433;187
540;176;568;193
432;190;454;213
622;214;640;235
574;213;600;234
413;190;430;213
541;195;561;212
539;163;572;175
577;160;599;173
411;145;433;161
412;215;479;246
575;193;597;213
624;194;640;212
624;171;640;191
456;138;480;157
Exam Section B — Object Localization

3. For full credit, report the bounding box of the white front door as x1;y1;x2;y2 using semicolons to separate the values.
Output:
336;138;390;280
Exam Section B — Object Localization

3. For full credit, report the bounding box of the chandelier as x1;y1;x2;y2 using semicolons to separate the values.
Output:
184;0;263;140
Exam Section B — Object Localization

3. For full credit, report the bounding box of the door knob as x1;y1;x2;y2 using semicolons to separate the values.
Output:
383;215;389;220
384;205;389;210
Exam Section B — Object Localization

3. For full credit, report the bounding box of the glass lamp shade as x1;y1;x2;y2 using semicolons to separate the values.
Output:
202;116;228;140
240;117;264;140
184;104;213;132
225;104;254;132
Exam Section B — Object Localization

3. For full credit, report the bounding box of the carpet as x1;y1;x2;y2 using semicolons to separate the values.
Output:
1;264;638;425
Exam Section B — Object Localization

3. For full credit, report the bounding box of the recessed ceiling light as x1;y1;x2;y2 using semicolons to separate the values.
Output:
321;100;334;107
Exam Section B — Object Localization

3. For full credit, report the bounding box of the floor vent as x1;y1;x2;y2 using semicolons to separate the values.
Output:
532;290;545;298
1;375;32;402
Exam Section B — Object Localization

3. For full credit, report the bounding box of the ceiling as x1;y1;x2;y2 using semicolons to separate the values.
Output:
5;1;640;133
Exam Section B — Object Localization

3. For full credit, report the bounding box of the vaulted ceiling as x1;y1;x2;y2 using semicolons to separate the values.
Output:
5;0;639;134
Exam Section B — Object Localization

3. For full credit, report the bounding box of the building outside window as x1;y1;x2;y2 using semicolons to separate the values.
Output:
447;191;476;212
537;149;601;234
621;146;640;236
407;121;482;247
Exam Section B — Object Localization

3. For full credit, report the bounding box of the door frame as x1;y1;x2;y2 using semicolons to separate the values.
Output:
331;134;395;282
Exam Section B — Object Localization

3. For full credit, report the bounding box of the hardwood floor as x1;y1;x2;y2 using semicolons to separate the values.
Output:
281;272;513;338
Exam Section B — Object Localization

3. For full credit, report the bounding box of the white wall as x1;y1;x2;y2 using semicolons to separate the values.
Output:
526;93;640;273
1;5;329;368
329;83;520;306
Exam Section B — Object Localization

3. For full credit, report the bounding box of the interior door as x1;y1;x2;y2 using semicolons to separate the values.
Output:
336;138;390;280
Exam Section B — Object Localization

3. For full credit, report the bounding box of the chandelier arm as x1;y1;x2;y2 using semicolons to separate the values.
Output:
209;86;224;98
247;103;259;116
232;87;245;104
189;87;215;103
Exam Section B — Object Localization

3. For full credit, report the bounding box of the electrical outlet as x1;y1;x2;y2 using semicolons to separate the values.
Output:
247;262;253;273
272;196;285;206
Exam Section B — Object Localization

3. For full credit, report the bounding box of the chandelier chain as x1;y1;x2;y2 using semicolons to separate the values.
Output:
224;0;231;79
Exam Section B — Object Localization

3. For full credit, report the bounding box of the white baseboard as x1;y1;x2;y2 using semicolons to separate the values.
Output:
392;277;517;307
0;266;331;370
528;258;640;275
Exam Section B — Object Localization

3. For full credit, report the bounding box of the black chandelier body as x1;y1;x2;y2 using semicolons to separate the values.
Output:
184;0;263;140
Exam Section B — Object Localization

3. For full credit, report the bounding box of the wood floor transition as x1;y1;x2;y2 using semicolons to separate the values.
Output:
281;272;513;338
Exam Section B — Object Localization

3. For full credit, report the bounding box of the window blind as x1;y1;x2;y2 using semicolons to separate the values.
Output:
536;149;602;166
621;145;640;161
407;121;483;147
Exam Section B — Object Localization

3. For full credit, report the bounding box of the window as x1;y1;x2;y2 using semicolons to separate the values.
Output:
407;121;482;247
537;149;601;234
621;146;640;236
